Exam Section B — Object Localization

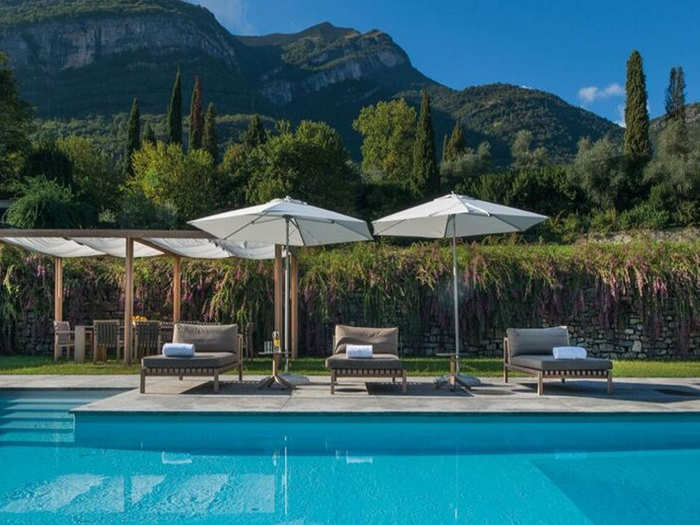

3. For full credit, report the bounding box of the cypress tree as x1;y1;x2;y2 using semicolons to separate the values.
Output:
166;68;182;145
665;66;687;121
441;134;448;163
242;114;267;151
202;102;218;162
124;97;140;175
665;67;678;119
411;90;439;198
444;121;466;162
188;76;204;150
142;123;156;145
623;50;651;157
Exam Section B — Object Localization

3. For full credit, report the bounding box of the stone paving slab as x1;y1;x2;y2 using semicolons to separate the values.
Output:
3;375;700;414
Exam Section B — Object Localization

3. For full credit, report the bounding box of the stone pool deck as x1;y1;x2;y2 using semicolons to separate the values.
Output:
1;375;700;413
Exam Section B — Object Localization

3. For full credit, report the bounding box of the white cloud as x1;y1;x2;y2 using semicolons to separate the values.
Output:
577;82;624;105
187;0;256;35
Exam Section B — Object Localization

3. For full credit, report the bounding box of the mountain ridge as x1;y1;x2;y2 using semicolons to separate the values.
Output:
0;0;623;161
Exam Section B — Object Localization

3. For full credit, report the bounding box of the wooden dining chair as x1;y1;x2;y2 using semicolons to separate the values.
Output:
53;320;75;361
134;321;162;359
92;320;122;362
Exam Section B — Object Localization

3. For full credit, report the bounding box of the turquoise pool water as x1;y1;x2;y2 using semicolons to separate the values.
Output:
1;390;700;524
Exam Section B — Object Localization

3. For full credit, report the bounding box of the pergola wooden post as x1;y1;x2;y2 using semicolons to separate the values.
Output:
123;238;134;364
53;257;63;361
172;255;182;323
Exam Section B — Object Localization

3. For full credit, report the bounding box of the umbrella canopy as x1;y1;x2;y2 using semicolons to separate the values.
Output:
190;196;373;374
372;193;547;238
189;196;372;246
373;193;547;384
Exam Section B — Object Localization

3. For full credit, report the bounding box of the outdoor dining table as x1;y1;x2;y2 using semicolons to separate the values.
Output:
257;351;293;390
73;322;174;362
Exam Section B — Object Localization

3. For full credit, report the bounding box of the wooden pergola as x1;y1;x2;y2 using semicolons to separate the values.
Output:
0;229;299;363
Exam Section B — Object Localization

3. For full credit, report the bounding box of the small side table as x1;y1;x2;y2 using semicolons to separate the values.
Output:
257;352;293;390
434;353;477;391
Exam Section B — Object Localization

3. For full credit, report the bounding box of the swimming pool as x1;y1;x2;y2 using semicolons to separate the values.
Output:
1;390;699;524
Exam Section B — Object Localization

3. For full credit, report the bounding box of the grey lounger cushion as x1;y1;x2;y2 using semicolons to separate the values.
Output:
506;327;569;356
142;352;236;369
511;354;612;371
334;325;398;355
173;323;238;353
325;353;403;370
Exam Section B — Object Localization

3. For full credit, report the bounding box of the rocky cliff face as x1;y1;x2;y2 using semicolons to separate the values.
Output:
0;13;240;73
243;24;418;106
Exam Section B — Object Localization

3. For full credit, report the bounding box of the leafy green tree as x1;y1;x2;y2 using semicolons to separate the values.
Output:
116;186;178;229
188;76;204;150
129;141;219;224
4;176;96;228
124;97;140;176
244;120;359;212
511;130;548;172
242;114;267;151
0;52;32;190
57;136;120;212
442;142;491;191
643;120;699;225
352;98;416;184
202;103;218;162
443;121;466;162
624;50;651;158
166;68;182;145
570;137;627;209
217;142;249;208
411;90;439;198
21;141;73;188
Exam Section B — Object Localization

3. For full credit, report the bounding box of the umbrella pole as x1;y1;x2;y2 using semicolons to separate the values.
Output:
284;217;290;373
452;215;460;375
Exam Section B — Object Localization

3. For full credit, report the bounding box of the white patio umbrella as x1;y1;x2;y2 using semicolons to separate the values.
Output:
190;196;373;373
372;193;547;387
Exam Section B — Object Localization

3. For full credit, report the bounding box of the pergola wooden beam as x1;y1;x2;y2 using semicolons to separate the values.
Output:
0;229;216;239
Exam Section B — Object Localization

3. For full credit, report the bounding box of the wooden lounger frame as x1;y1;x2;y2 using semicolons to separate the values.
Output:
330;367;407;394
140;361;242;393
503;337;613;396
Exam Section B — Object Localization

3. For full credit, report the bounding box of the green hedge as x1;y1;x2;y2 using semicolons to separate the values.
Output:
0;241;697;356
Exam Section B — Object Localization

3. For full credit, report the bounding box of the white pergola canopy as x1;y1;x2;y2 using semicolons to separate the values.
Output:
0;231;275;260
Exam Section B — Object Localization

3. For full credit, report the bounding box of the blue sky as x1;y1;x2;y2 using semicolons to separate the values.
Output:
189;0;699;125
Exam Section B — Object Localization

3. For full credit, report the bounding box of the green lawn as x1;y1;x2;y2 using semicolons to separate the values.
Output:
1;355;700;377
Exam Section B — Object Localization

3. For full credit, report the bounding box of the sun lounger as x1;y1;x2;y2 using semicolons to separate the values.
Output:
325;325;406;394
503;326;613;395
140;323;242;393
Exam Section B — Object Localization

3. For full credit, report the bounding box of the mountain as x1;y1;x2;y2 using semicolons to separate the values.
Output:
0;0;622;161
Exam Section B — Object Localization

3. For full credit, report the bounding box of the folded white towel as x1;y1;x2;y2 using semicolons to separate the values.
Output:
346;344;373;358
162;343;195;357
553;346;587;359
